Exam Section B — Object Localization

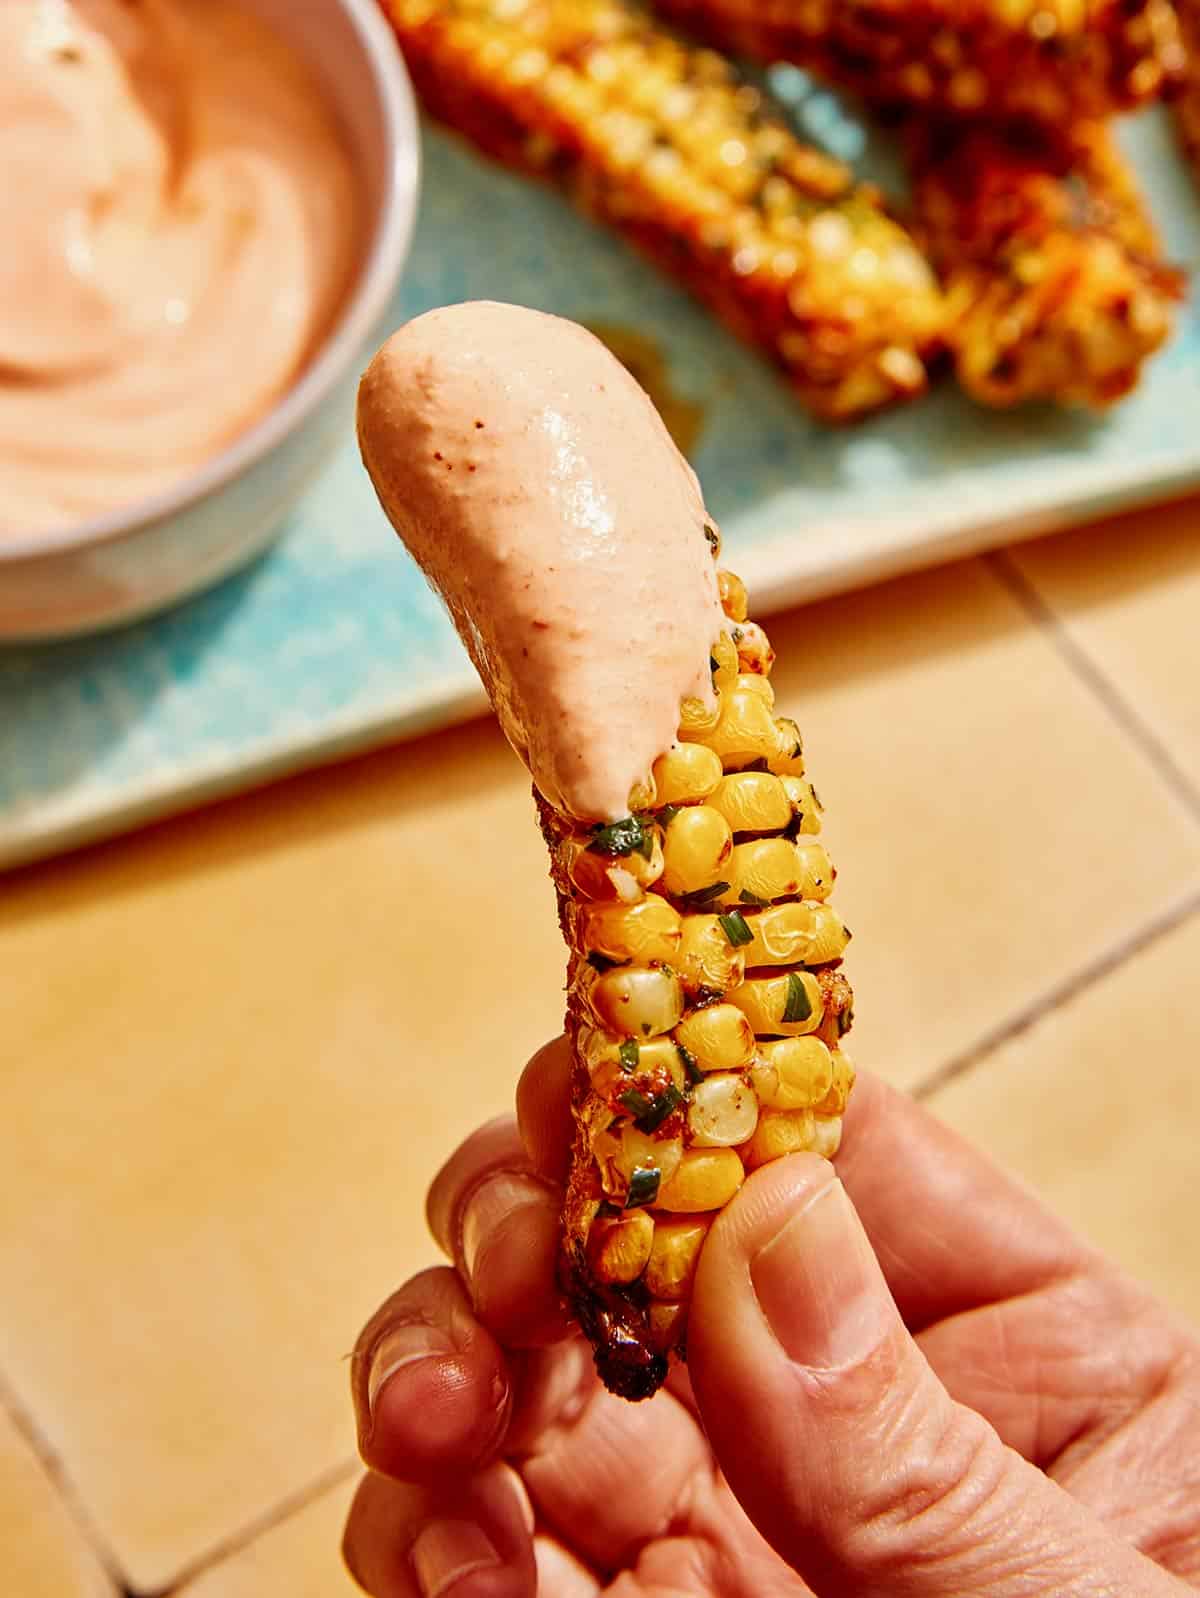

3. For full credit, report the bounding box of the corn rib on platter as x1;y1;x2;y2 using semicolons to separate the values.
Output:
358;300;854;1399
378;0;945;422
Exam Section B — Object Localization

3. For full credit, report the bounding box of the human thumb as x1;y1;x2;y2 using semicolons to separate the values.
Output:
688;1154;1181;1597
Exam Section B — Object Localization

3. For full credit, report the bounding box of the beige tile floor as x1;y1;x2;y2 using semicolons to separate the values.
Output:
2;498;1200;1594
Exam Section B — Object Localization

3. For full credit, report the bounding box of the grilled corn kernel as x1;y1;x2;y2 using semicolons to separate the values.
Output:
568;832;665;900
647;1300;688;1351
773;717;805;775
792;840;834;900
678;693;722;740
651;742;723;805
741;1108;817;1171
731;969;824;1035
781;776;822;835
678;915;746;994
750;1036;834;1109
628;776;657;811
591;965;684;1037
724;837;802;904
743;901;848;967
718;569;748;623
687;1072;759;1146
812;1115;843;1159
818;1047;855;1114
711;631;740;692
675;1002;757;1071
583;897;683;965
661;805;733;896
735;620;775;675
589;1035;687;1097
644;1215;711;1298
736;673;774;705
608;1126;684;1195
709;770;792;834
700;686;782;768
655;1147;744;1211
587;1208;655;1283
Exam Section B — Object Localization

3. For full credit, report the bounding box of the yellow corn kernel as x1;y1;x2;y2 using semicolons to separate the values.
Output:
652;741;723;805
708;770;792;834
675;1002;756;1071
687;1072;759;1146
773;717;805;775
740;1108;818;1171
661;805;733;896
735;620;775;675
724;837;802;904
644;1215;711;1299
600;1123;683;1197
750;1036;834;1109
711;631;740;692
730;969;824;1035
647;1299;688;1351
781;776;822;835
591;965;684;1037
587;1207;655;1284
567;832;665;901
817;1047;855;1115
743;901;848;966
655;1147;744;1211
678;692;722;740
589;1035;686;1097
627;775;657;811
736;673;774;705
582;896;682;965
699;686;782;768
812;1115;843;1159
677;914;745;994
718;568;748;622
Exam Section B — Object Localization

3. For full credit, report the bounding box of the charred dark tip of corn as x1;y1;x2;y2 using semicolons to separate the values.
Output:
566;1254;667;1402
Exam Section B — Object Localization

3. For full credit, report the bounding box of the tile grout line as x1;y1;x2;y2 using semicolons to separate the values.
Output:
913;883;1200;1102
985;550;1200;826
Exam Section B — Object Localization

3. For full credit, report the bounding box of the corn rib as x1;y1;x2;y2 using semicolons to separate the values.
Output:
1174;0;1200;184
378;0;944;421
652;0;1183;126
909;121;1181;410
537;532;854;1400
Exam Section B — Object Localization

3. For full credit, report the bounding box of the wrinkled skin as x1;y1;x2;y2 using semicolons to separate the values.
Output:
344;1040;1200;1598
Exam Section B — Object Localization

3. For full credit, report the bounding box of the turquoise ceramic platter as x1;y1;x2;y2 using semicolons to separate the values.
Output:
3;89;1199;869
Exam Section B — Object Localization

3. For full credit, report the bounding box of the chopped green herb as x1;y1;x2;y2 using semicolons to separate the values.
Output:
587;950;621;973
618;1087;654;1120
636;1083;684;1133
709;654;719;676
679;880;730;907
677;1043;703;1085
618;1038;640;1072
782;971;812;1024
656;805;680;830
717;910;753;947
792;738;803;759
626;1167;661;1208
596;1199;621;1219
703;523;719;552
738;888;770;908
587;815;647;858
841;923;853;941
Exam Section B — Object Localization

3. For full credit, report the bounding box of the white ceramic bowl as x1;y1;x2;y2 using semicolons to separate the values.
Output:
0;0;419;642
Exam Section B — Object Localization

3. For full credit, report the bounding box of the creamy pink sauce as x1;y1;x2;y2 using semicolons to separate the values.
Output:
0;0;362;537
358;302;726;822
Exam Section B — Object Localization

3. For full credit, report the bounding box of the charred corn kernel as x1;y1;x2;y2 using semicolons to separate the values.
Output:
741;1108;817;1171
815;970;855;1048
700;687;783;769
817;1047;855;1115
655;1147;744;1212
647;1300;688;1351
651;742;723;805
782;776;822;835
734;621;774;675
678;693;722;740
381;0;943;421
718;569;748;623
812;1116;843;1159
583;897;682;965
568;832;665;901
675;1002;756;1071
744;901;849;967
661;805;733;896
711;632;739;692
910;120;1180;411
687;1072;759;1146
723;838;802;904
587;1208;655;1283
736;674;774;706
651;0;1182;125
709;771;792;834
677;915;745;994
644;1216;711;1299
591;965;684;1037
731;969;824;1036
750;1036;834;1110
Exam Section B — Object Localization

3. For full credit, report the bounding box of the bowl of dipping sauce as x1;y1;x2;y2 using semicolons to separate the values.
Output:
0;0;419;640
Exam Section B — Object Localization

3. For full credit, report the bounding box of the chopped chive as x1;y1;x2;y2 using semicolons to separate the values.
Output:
636;1083;684;1133
679;880;730;907
618;1038;640;1072
703;522;719;552
618;1087;653;1119
587;815;647;858
587;950;621;973
677;1043;703;1085
626;1167;661;1208
717;910;753;947
841;923;853;942
656;804;680;830
782;970;812;1024
739;888;770;908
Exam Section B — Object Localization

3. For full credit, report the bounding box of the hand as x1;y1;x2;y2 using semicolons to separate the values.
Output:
343;1038;1200;1597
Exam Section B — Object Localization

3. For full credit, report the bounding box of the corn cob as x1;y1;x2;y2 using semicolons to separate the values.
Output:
1173;0;1200;183
652;0;1183;126
538;536;854;1400
378;0;944;421
908;121;1181;409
